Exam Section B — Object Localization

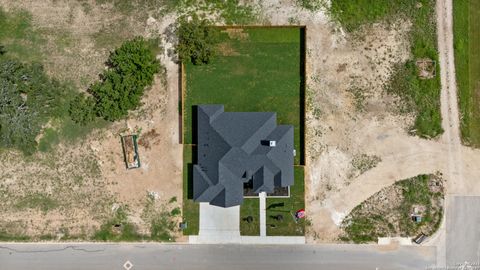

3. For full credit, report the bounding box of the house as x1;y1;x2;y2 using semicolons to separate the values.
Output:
193;104;294;208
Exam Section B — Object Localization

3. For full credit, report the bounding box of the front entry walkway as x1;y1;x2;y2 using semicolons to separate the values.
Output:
259;192;267;236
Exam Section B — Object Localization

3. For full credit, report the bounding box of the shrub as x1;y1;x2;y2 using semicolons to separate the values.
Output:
90;37;160;121
176;16;219;65
69;93;96;125
0;79;39;154
108;37;159;88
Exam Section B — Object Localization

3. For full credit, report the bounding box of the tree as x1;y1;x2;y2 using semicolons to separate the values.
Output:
69;93;96;125
0;58;71;154
89;37;160;121
108;37;159;88
0;80;39;154
176;16;219;65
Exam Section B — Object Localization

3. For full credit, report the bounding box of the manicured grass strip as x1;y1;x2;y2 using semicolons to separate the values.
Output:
455;0;480;146
468;0;480;145
184;27;305;165
266;166;305;236
454;0;470;144
330;0;443;138
182;145;199;235
240;198;260;236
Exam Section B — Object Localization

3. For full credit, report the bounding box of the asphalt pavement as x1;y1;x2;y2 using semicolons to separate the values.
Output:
0;243;435;270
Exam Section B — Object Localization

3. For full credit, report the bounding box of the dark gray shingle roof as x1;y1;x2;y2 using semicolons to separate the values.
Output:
193;105;294;208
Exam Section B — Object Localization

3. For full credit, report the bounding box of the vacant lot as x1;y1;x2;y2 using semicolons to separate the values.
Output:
454;0;480;146
0;0;183;241
330;0;442;138
183;27;305;165
340;174;444;243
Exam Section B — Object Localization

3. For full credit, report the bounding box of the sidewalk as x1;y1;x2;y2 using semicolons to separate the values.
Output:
259;192;266;237
189;235;305;244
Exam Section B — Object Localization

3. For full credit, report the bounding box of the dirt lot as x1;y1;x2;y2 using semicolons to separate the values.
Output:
0;0;182;240
260;0;480;243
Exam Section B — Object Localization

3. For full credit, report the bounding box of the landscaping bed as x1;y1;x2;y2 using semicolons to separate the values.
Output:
340;174;444;243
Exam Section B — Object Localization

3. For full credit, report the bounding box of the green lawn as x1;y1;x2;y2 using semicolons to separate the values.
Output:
182;145;199;235
183;27;305;165
330;0;442;138
240;198;260;236
454;0;480;146
266;166;305;236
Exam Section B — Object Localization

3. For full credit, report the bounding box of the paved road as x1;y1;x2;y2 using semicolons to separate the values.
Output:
447;196;480;268
0;243;435;270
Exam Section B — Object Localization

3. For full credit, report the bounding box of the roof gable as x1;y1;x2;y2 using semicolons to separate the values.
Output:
193;105;294;207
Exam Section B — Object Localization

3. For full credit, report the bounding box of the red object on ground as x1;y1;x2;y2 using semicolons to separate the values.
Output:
295;209;305;219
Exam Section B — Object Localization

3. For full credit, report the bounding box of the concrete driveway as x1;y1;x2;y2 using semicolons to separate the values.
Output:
197;203;240;242
446;196;480;268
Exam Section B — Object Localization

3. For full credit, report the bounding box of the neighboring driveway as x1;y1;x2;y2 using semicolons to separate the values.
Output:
197;203;240;242
446;196;480;268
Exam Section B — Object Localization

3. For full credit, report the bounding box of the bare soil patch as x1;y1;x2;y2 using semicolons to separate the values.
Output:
416;58;436;79
224;28;249;40
217;42;240;56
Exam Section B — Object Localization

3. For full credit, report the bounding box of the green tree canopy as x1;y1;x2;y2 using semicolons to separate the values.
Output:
0;58;71;154
176;16;219;65
69;93;96;126
73;37;160;123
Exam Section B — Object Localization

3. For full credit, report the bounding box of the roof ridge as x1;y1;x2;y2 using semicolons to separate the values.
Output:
240;113;276;154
